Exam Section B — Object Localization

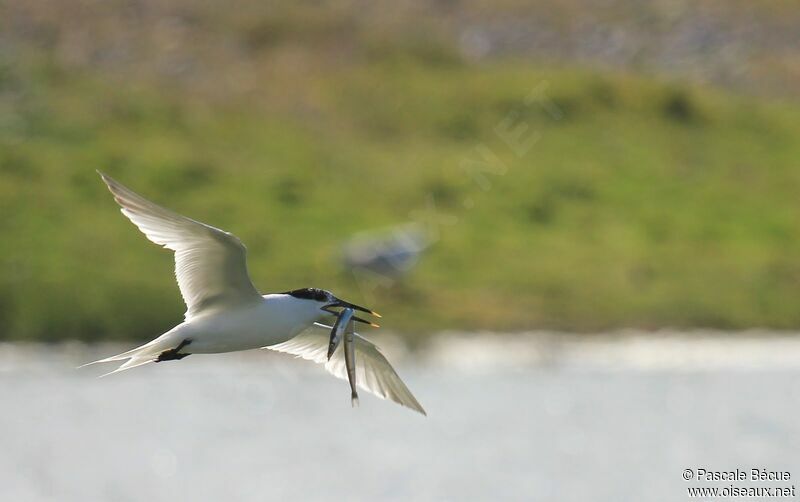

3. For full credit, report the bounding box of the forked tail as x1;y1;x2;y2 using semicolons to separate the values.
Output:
78;337;172;377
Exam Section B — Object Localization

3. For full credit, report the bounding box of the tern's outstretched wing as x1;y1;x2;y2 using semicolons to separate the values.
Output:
99;172;262;319
266;325;426;416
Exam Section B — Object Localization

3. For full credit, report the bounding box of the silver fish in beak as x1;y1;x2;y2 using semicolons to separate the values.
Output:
320;295;377;407
343;318;359;407
327;307;355;360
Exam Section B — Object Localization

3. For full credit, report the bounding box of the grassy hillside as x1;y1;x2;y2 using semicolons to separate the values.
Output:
2;50;800;341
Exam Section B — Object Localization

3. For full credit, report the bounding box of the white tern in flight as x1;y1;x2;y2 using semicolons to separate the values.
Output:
83;172;426;415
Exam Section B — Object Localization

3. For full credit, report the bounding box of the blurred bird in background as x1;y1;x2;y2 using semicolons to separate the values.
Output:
341;222;432;282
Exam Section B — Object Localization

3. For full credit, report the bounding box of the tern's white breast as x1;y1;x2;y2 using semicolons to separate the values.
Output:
179;295;322;354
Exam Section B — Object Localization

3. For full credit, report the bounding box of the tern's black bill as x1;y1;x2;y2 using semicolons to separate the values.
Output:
321;306;380;327
325;299;381;318
353;316;380;328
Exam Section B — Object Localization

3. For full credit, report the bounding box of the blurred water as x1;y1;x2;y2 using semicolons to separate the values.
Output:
1;335;799;501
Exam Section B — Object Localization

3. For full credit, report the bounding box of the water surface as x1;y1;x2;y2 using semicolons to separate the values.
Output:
2;334;799;501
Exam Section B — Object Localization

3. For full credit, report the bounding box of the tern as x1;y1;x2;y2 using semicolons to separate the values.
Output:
83;172;426;415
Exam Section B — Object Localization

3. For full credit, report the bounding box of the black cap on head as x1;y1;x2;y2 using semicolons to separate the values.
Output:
283;287;381;318
283;288;331;302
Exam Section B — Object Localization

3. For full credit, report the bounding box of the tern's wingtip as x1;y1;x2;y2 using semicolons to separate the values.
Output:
408;403;427;416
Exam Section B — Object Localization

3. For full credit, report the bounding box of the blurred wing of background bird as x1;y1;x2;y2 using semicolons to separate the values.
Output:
341;222;431;280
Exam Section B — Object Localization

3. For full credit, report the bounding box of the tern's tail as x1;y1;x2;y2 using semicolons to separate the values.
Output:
351;392;360;408
78;337;170;377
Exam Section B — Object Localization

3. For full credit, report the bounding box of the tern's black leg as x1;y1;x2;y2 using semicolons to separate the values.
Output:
156;339;192;362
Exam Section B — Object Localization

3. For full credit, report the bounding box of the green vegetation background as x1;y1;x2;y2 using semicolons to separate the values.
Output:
2;2;800;341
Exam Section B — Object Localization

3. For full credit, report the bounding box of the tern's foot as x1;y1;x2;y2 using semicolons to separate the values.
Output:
156;339;192;362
